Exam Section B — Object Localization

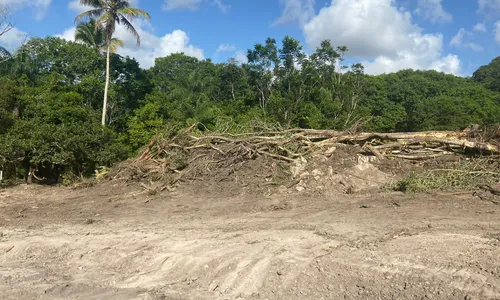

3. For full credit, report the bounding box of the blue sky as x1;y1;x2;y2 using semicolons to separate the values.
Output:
1;0;500;76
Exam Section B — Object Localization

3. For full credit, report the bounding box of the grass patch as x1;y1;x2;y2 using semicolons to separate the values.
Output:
388;158;500;193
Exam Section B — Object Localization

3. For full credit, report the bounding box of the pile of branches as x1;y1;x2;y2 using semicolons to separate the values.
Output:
110;124;500;189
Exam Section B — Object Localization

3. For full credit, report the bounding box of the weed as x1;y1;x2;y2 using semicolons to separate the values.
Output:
388;158;500;193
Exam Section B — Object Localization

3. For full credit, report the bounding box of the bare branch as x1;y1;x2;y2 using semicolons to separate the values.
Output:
0;6;13;37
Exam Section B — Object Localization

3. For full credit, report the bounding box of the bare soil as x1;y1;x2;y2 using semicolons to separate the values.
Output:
0;179;499;300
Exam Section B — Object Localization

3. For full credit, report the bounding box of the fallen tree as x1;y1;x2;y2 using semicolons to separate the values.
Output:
108;125;499;193
139;126;499;162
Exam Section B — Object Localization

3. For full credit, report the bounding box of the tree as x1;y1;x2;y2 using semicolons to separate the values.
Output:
472;56;500;93
75;0;150;126
0;77;17;134
218;60;249;103
75;18;123;53
0;73;126;183
247;38;279;111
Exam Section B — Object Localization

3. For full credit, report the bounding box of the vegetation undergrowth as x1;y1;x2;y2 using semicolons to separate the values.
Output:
2;0;500;185
387;158;500;193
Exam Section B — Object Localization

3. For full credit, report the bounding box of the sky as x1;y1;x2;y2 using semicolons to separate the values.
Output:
0;0;500;76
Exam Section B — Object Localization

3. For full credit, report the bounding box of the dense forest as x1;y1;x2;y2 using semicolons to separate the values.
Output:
1;31;500;183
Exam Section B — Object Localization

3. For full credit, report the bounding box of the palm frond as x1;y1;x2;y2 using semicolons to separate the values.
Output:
74;0;150;51
117;7;151;20
116;0;131;9
107;38;124;53
75;21;97;48
119;16;140;45
75;8;104;23
95;12;116;40
110;38;124;48
78;0;104;8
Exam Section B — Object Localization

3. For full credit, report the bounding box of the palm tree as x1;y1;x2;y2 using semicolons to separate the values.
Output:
75;0;150;126
75;18;123;53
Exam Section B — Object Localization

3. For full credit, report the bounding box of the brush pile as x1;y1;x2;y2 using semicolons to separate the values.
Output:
109;124;500;192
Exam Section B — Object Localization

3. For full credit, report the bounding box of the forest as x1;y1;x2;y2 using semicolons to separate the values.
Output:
1;4;500;184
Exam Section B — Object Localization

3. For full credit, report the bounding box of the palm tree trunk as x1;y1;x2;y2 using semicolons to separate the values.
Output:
102;43;111;126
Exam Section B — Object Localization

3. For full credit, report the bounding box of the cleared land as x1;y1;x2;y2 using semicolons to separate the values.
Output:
1;180;500;300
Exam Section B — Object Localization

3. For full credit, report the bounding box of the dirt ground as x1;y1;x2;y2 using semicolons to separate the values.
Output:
1;181;500;300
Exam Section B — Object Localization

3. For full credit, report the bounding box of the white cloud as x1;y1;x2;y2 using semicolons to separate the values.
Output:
0;27;27;49
478;0;500;13
274;0;315;26
429;54;461;75
301;0;461;75
362;34;461;75
212;0;230;13
464;43;483;52
304;0;415;58
57;21;204;69
68;0;88;13
234;51;248;64
55;27;76;41
415;0;452;24
69;0;139;14
473;22;487;32
495;21;500;44
0;0;51;20
122;31;204;69
450;28;484;52
163;0;201;11
163;0;228;12
449;28;465;46
213;44;247;64
216;43;236;54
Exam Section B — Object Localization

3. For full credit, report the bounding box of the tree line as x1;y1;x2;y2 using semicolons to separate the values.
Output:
0;1;499;183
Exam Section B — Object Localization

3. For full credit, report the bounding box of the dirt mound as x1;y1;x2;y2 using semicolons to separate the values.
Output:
107;127;499;197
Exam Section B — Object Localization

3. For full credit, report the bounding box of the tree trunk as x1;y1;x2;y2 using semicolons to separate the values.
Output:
54;164;60;185
26;165;34;184
102;43;111;126
231;84;236;102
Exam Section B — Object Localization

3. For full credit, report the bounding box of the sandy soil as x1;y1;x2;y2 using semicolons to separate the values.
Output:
1;182;500;300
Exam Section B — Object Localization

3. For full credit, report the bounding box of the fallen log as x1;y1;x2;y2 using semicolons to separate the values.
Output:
385;153;450;160
365;144;385;160
116;126;500;186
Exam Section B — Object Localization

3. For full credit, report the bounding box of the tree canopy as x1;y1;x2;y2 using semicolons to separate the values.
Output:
1;35;499;184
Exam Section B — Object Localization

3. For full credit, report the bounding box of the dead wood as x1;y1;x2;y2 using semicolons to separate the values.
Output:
479;185;500;196
365;144;385;160
110;125;500;188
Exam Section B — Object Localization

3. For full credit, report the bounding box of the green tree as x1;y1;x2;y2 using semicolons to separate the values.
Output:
75;0;150;126
218;60;249;103
0;73;125;183
0;77;17;133
473;56;500;93
247;38;279;111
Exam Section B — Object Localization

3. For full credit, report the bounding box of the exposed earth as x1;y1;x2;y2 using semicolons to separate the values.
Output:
1;176;500;300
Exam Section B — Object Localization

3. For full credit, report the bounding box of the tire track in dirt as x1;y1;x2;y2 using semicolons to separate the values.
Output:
2;223;500;299
1;184;500;299
0;225;342;299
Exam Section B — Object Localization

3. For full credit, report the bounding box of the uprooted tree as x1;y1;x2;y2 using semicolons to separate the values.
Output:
108;124;500;194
